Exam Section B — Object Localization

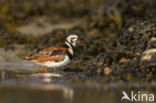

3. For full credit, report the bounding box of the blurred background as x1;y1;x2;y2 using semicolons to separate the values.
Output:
0;0;155;103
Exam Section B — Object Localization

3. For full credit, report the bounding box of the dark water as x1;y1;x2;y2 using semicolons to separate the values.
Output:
0;70;156;103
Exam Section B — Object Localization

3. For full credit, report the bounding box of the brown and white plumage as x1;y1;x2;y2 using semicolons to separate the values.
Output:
24;34;79;72
25;47;67;63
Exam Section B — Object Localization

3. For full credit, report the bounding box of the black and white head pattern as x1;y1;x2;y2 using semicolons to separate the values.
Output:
66;34;79;47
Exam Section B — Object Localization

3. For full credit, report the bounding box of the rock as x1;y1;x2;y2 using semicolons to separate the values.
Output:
140;49;156;69
148;37;156;48
119;58;129;64
104;67;112;75
141;49;156;61
128;27;134;33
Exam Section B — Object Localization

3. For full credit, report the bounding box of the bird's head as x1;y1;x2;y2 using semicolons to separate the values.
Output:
65;34;79;47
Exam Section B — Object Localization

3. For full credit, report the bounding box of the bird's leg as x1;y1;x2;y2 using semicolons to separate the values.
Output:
45;66;48;73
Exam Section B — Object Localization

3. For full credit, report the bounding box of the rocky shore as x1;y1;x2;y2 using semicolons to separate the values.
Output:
0;0;155;84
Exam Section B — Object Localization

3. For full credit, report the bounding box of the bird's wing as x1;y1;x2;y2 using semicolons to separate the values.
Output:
24;47;67;63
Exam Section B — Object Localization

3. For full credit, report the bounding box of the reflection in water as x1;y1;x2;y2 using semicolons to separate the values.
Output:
26;84;74;101
63;87;74;100
30;73;63;78
1;71;5;80
0;84;155;103
0;70;75;103
0;84;75;103
42;77;52;82
0;70;156;103
30;73;74;100
29;73;63;82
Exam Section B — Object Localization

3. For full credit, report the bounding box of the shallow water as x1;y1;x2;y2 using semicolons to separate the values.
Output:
0;69;156;103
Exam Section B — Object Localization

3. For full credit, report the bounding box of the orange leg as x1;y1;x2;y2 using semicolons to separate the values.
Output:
45;66;48;73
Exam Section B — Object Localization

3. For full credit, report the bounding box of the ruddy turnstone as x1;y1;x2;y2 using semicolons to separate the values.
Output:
24;34;79;72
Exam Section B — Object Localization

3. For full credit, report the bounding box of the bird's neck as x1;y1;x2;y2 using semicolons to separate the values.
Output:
64;41;75;59
65;41;75;49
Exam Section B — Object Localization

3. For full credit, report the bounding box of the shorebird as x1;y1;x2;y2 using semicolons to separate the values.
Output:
24;34;79;72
